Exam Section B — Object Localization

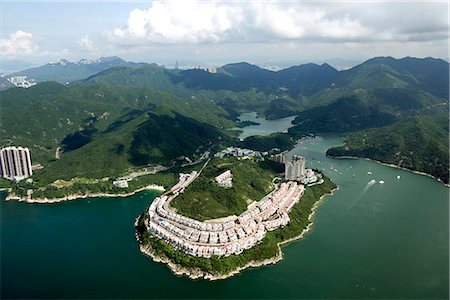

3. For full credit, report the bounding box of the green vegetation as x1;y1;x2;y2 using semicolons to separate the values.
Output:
171;157;279;221
0;77;14;90
326;116;449;184
1;56;448;198
288;95;398;137
0;80;236;194
10;168;181;200
136;176;337;277
0;177;13;189
130;113;226;165
240;133;295;152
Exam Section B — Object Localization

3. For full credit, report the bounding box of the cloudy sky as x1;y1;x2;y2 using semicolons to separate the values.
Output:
1;1;448;71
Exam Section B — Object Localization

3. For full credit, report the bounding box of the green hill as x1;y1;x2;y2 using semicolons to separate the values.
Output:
171;157;277;221
130;112;226;165
326;116;449;184
0;77;14;90
336;56;449;98
288;95;398;137
0;81;234;170
2;56;448;190
79;57;448;122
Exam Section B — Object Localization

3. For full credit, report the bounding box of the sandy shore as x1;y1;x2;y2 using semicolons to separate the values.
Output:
5;184;165;204
328;155;450;188
136;185;339;281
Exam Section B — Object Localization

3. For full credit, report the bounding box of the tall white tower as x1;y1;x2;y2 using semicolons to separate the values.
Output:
0;146;33;181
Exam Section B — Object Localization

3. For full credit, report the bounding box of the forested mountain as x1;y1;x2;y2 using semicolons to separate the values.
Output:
79;56;448;118
0;80;233;180
1;56;448;184
6;57;129;85
327;116;449;184
0;77;14;90
288;96;398;137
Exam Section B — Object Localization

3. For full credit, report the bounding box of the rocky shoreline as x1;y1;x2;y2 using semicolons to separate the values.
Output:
5;184;165;204
328;155;449;187
135;185;339;281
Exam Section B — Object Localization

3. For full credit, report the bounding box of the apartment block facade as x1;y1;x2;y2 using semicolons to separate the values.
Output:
0;146;33;181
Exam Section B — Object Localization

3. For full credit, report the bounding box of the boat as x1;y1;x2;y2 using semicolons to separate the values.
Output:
367;171;372;175
352;174;356;178
368;179;376;185
396;175;401;179
379;180;385;184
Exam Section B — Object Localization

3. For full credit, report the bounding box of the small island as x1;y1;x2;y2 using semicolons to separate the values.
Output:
135;153;337;280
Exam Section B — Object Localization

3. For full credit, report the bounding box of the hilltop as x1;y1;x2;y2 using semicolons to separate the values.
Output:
4;57;130;86
1;55;448;198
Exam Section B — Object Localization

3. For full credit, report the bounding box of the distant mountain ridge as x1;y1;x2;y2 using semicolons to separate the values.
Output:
5;56;129;85
0;55;448;186
79;56;448;119
79;56;448;98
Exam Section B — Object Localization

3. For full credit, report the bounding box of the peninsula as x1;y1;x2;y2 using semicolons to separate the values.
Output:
135;155;337;279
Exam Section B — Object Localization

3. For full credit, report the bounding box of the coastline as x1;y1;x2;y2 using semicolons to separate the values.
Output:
135;185;339;281
328;155;450;188
5;184;165;204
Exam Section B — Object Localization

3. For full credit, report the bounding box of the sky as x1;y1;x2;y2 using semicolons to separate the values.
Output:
1;1;449;72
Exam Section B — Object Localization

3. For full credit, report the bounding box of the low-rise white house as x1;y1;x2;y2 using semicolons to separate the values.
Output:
215;170;233;188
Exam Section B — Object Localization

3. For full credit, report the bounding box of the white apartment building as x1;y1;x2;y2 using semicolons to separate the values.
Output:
285;155;306;180
0;146;33;181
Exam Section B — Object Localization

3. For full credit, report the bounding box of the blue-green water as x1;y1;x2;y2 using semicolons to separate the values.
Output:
1;131;448;298
236;112;296;139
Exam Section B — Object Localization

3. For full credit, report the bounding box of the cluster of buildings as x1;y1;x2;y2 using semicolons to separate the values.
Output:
284;155;320;184
113;179;129;188
269;153;320;184
270;152;287;164
7;76;37;88
0;146;33;182
145;171;305;258
194;66;218;73
215;170;233;188
285;155;306;180
214;147;264;159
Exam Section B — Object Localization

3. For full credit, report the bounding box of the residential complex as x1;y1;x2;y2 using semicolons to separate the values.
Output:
7;76;37;88
270;152;286;164
214;147;263;158
145;171;305;258
285;155;306;180
0;146;33;181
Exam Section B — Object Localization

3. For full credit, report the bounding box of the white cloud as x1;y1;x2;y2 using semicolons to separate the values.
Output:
78;35;96;51
1;30;39;56
248;3;370;41
110;0;243;44
107;1;448;47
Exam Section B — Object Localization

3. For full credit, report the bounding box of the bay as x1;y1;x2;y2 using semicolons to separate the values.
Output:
1;117;448;299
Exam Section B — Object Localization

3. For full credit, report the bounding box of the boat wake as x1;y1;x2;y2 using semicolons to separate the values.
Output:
347;180;376;210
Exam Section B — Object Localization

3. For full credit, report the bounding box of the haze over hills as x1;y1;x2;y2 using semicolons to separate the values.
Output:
4;57;130;85
80;56;448;118
0;55;448;183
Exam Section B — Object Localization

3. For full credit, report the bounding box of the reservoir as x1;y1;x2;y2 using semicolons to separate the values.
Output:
236;111;296;139
1;118;448;299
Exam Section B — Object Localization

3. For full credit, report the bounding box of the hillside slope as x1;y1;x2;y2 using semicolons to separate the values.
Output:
326;116;449;184
0;81;233;168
